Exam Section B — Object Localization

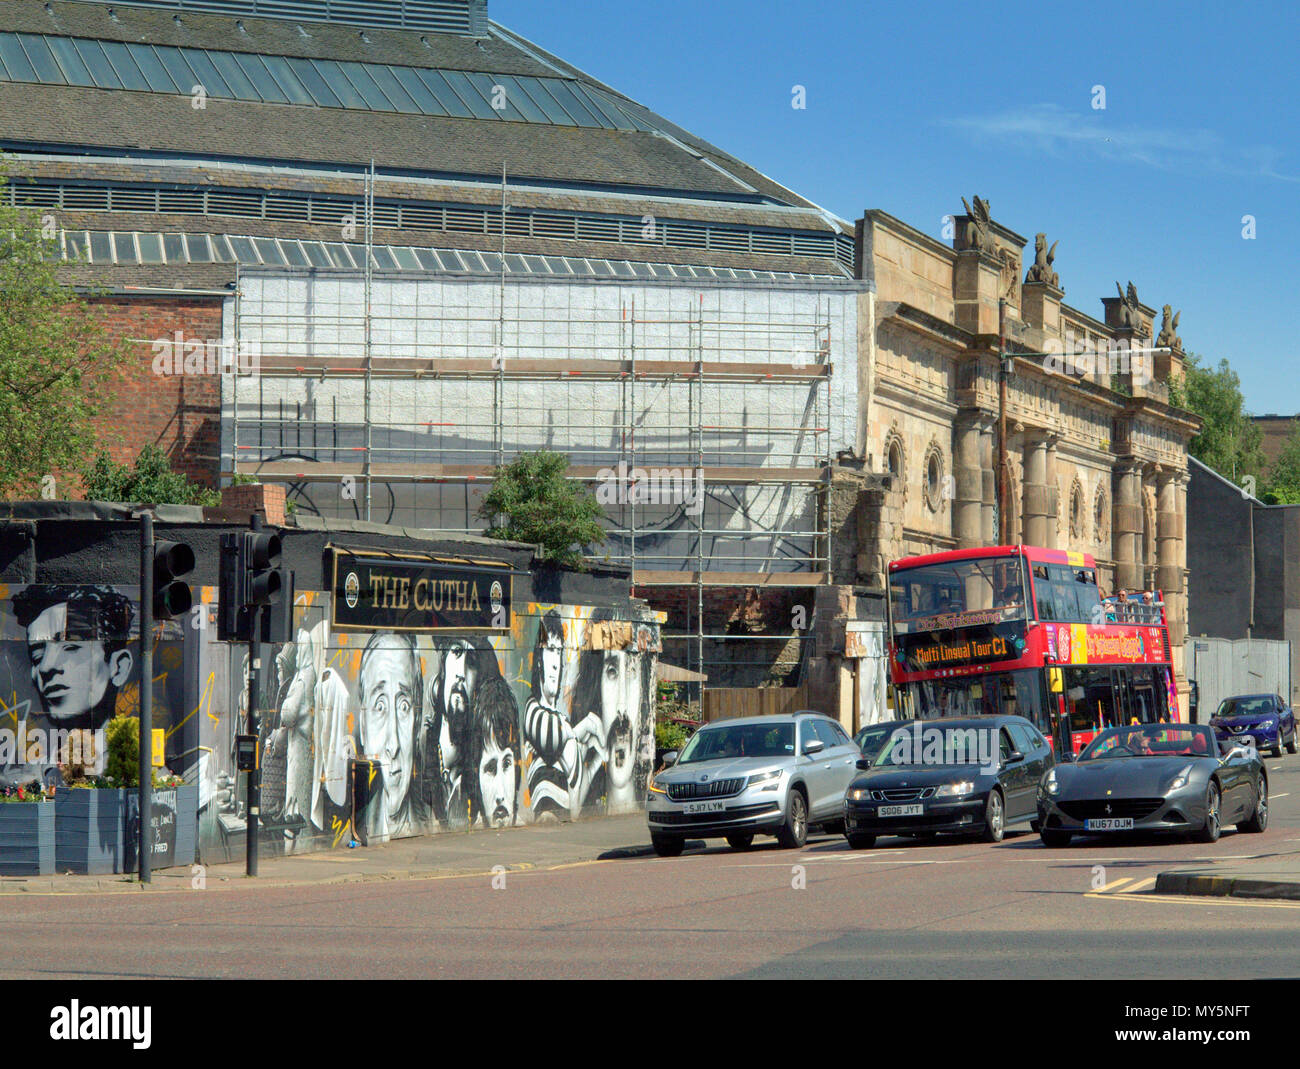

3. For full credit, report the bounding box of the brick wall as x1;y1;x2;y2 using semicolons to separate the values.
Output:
82;295;225;491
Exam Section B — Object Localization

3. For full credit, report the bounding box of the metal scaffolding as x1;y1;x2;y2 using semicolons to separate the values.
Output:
229;276;836;682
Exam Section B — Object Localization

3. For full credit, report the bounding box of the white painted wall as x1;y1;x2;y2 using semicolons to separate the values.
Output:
224;271;860;572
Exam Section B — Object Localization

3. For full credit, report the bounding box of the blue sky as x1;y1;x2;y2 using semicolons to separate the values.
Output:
494;0;1299;414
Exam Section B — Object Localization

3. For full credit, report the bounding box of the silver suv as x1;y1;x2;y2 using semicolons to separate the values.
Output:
645;711;860;857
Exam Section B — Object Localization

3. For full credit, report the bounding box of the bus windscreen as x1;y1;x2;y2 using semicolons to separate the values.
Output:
890;556;1027;634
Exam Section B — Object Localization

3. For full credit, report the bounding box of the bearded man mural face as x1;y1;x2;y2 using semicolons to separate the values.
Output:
440;642;479;770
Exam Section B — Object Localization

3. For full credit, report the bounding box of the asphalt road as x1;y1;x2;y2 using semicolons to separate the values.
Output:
4;757;1300;980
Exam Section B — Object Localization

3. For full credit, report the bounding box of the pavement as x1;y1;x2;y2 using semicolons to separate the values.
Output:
1154;862;1300;901
0;812;661;894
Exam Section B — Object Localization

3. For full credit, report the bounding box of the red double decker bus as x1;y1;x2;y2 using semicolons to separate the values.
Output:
887;545;1179;755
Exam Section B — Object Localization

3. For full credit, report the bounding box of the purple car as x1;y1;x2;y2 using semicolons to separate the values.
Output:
1209;694;1297;758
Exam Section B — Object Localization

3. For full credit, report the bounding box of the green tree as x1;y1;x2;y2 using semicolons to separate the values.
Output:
1169;352;1263;482
0;162;131;498
477;451;606;569
82;443;220;507
1261;422;1300;504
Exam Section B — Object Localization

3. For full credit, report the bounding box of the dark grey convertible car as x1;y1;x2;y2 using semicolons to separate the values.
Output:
1037;723;1266;846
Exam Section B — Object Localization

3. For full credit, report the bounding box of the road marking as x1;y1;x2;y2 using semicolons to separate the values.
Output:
1096;876;1135;893
1120;877;1156;893
1272;793;1290;799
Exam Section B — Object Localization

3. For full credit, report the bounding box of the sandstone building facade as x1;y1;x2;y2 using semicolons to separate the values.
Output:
821;198;1198;712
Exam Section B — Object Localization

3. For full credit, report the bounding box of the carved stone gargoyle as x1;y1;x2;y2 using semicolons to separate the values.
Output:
960;195;997;255
1115;280;1141;329
1156;305;1182;351
1025;233;1060;288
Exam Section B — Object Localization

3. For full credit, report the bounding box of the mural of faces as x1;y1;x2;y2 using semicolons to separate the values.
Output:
479;731;516;827
357;632;421;834
471;674;521;829
541;634;562;708
600;649;638;793
11;586;135;729
178;597;658;857
439;640;479;771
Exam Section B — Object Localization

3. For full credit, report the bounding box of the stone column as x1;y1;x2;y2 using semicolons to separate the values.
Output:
1022;430;1053;547
1045;433;1061;549
1112;460;1143;591
1156;466;1183;630
1171;468;1191;714
980;417;996;544
953;412;985;550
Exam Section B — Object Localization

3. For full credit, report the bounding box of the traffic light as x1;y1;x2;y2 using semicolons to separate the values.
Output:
153;539;195;620
218;528;286;642
245;531;283;607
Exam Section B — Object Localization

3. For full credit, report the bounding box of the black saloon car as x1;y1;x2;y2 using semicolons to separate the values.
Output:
843;715;1054;848
1037;723;1266;846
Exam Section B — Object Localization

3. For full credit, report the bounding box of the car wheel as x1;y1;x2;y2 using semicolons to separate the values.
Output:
651;835;684;858
725;833;754;851
776;789;808;849
1272;736;1283;758
980;789;1005;843
1194;782;1222;843
1287;728;1297;755
1040;829;1071;848
1239;778;1268;833
846;832;876;849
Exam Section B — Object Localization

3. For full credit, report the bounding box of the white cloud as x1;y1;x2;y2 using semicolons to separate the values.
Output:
944;104;1297;183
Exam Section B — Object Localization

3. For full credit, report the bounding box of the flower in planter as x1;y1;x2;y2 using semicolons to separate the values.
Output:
1;784;48;803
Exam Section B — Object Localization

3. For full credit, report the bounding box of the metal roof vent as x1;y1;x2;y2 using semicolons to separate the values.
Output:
81;1;490;36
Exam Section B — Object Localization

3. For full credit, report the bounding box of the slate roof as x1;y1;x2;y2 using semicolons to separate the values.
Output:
1;0;854;282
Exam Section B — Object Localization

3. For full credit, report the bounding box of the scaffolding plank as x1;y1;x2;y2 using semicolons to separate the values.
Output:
232;462;827;483
632;571;828;587
251;355;832;380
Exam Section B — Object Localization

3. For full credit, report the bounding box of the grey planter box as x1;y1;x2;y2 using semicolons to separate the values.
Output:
55;789;134;875
0;802;55;876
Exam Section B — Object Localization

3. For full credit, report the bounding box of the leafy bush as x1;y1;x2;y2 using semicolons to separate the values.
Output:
477;451;606;569
655;718;694;754
104;715;140;789
82;443;221;507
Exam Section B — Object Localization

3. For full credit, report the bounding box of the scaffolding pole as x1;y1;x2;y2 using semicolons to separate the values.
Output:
363;160;375;522
696;293;705;687
233;289;838;685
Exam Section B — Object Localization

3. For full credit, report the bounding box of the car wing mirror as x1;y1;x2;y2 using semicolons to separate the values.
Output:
661;751;679;768
1004;750;1024;765
803;739;825;756
855;756;873;771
